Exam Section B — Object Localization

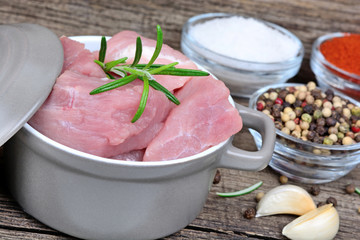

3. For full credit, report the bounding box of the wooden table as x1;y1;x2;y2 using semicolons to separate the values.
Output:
1;1;359;239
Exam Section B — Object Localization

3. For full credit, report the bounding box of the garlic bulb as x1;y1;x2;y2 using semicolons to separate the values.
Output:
256;185;316;217
282;204;339;240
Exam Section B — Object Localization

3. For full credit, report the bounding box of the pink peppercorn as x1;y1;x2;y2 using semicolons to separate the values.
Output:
257;102;264;111
301;101;307;108
275;98;283;105
352;126;360;133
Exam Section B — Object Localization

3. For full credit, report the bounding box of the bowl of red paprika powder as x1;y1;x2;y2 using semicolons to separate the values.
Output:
310;32;360;101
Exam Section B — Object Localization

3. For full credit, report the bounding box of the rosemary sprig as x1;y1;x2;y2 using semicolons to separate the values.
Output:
90;25;209;122
98;36;107;63
132;75;150;122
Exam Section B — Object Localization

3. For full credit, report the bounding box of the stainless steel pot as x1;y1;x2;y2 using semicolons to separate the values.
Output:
5;103;275;240
1;29;276;240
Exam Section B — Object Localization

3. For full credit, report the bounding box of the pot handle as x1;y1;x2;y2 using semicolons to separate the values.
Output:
217;103;276;171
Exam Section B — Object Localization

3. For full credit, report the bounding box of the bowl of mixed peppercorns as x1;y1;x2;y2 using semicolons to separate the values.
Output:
249;82;360;184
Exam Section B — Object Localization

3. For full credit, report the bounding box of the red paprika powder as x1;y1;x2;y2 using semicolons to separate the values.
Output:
320;33;360;76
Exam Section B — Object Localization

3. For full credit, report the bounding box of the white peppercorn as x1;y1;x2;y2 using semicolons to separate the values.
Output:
283;107;293;114
262;109;270;115
307;81;316;91
333;101;342;109
313;148;322;155
300;121;309;130
342;136;354;145
328;133;338;143
285;120;296;131
281;113;290;122
332;96;341;103
291;130;301;138
343;108;351;118
314;99;323;108
298;91;307;100
322;107;332;118
301;136;308;141
323;101;332;109
302;129;309;137
288;111;296;120
269;91;278;101
282;127;290;135
347;103;355;109
285;94;296;104
305;95;314;104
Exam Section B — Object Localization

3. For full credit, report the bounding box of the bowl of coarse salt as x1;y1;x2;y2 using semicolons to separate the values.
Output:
181;13;304;97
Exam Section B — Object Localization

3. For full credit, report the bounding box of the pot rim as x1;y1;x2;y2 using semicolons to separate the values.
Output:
22;122;230;168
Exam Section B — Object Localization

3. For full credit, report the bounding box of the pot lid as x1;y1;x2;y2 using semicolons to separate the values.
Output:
0;23;63;146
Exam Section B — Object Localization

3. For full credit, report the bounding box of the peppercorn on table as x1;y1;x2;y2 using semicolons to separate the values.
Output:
1;1;360;239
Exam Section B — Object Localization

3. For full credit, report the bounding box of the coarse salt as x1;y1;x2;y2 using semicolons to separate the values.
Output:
189;16;299;63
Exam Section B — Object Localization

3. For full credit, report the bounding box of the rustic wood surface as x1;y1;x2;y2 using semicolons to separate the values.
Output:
1;0;360;239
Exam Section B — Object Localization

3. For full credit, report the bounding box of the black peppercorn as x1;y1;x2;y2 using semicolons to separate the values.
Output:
309;185;320;196
311;89;322;99
326;117;337;127
283;102;291;108
303;104;314;114
335;107;342;113
350;115;359;124
317;118;326;126
294;99;302;108
309;122;317;131
355;135;360;143
272;105;282;118
313;135;322;144
316;126;327;136
325;89;334;96
274;121;283;130
243;208;256;219
265;99;273;108
307;131;316;140
326;197;337;207
278;89;288;100
273;103;283;111
331;111;341;120
213;170;221;184
325;89;334;101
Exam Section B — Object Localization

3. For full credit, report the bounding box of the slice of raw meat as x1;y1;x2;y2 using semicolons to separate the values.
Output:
104;30;198;91
60;36;106;78
29;70;173;158
143;75;243;161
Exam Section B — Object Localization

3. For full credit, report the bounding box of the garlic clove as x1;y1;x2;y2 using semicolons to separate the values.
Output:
256;184;316;217
282;204;339;240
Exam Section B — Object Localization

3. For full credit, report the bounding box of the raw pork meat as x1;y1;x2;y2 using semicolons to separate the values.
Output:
29;70;173;158
60;36;106;78
143;75;242;161
30;30;243;161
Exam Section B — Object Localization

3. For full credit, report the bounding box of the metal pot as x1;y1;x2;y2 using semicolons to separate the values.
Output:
2;27;275;240
5;103;274;240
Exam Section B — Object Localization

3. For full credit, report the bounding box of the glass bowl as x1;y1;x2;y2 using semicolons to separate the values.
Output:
181;13;304;98
310;32;360;101
249;83;360;184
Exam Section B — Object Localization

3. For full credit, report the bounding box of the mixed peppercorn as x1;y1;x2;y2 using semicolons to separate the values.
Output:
256;82;360;145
